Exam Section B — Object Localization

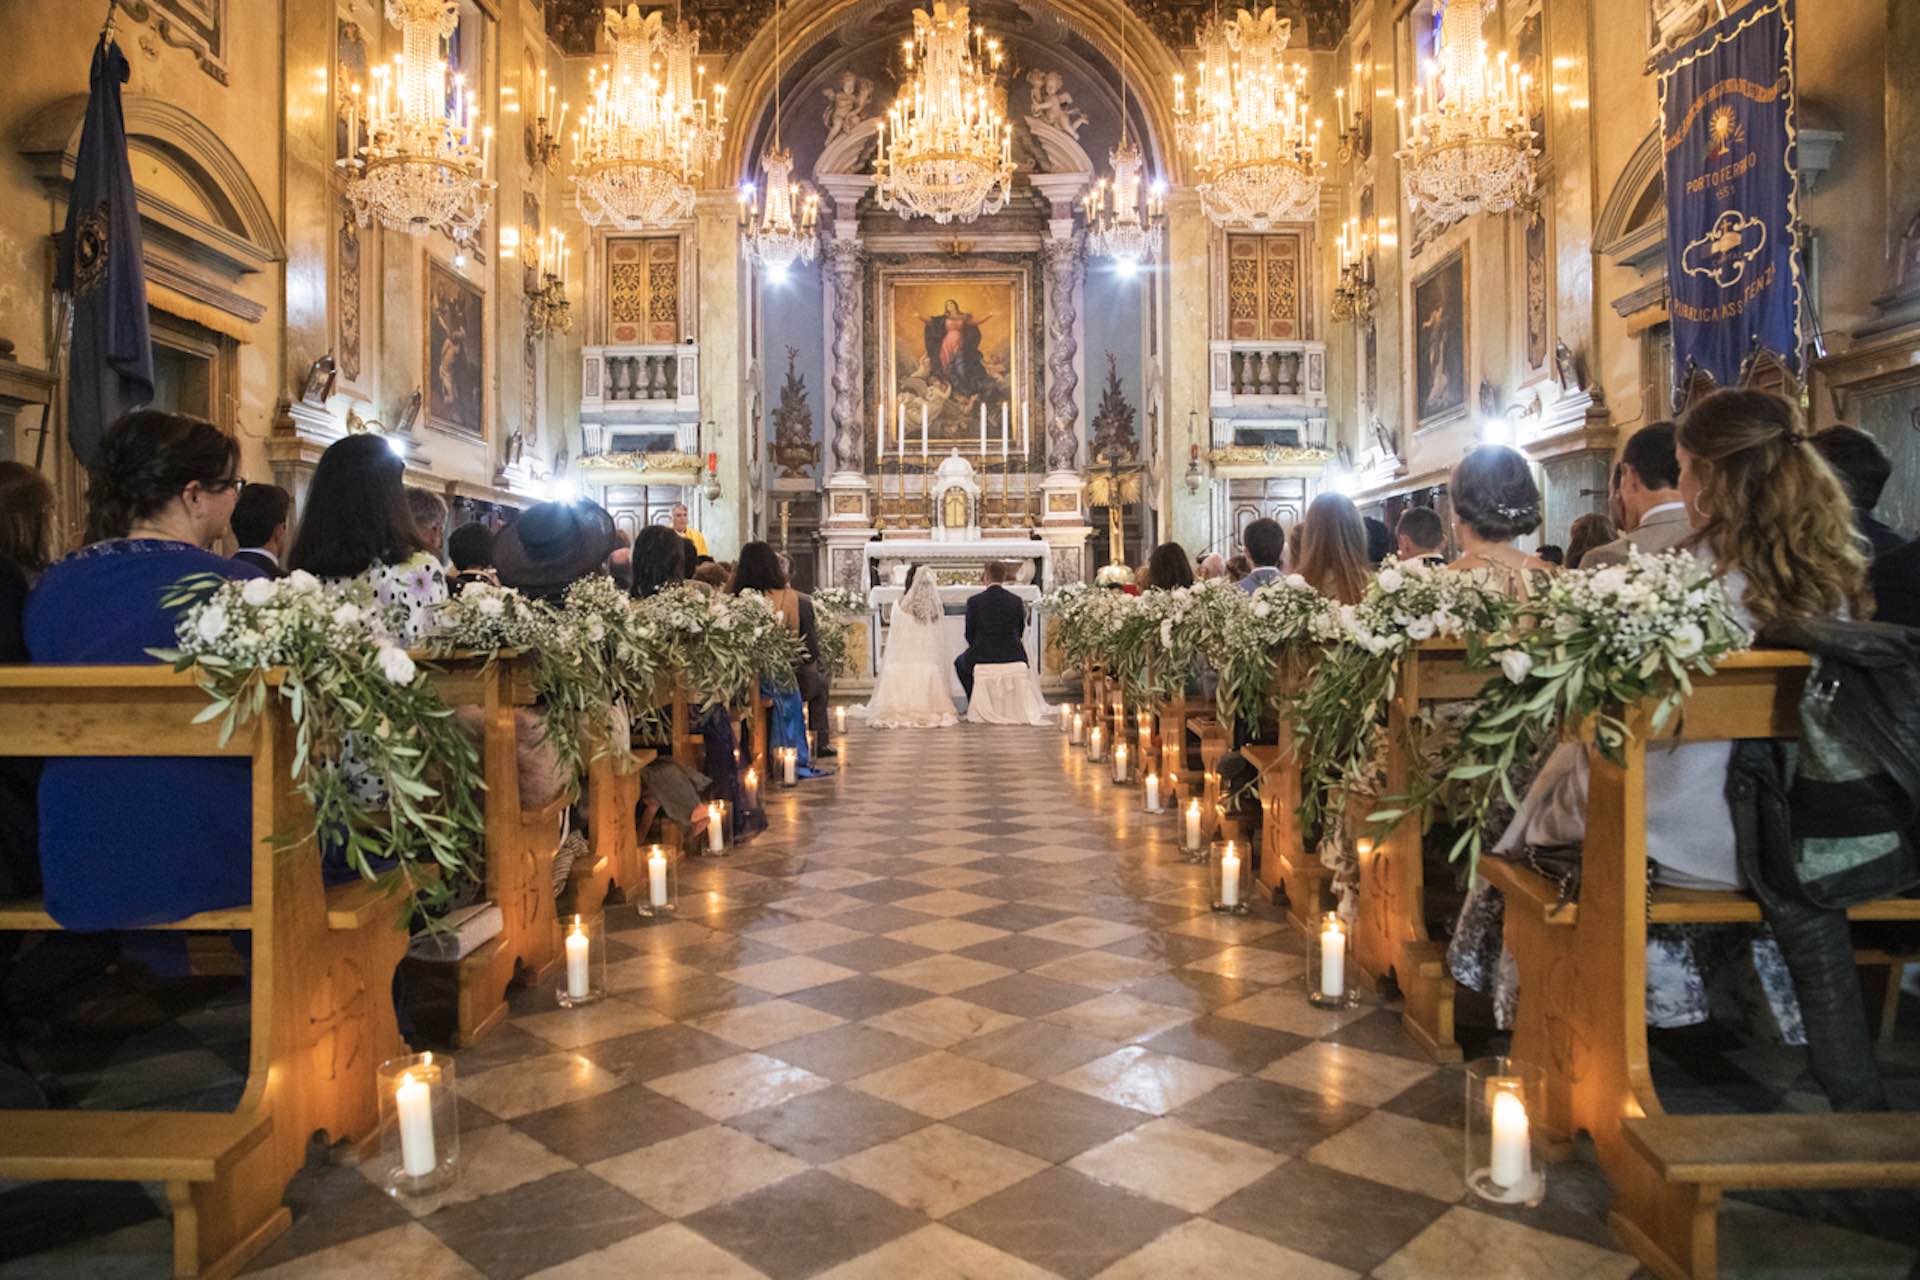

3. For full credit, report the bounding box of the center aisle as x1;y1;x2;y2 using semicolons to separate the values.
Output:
249;721;1642;1279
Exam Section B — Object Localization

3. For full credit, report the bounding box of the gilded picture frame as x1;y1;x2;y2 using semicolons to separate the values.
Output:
1411;245;1469;430
425;257;486;440
878;267;1028;455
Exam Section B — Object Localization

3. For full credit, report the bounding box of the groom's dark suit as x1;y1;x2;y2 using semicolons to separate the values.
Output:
956;584;1027;699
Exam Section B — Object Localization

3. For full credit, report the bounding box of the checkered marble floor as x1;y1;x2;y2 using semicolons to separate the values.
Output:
7;719;1916;1278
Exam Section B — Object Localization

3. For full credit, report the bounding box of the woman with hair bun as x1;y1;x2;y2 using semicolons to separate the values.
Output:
1446;444;1553;596
26;410;263;930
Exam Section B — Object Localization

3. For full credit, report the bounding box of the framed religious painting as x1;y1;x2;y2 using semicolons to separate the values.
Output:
1516;5;1547;158
878;268;1029;454
1518;200;1553;379
1410;245;1469;430
425;258;486;439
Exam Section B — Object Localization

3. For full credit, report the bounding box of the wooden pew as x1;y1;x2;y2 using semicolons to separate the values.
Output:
1476;651;1920;1280
1354;639;1485;1063
1234;651;1328;924
0;667;411;1278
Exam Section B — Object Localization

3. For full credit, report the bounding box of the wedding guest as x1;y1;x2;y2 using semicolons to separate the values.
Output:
446;522;499;595
1537;544;1565;567
229;483;292;578
1446;445;1553;598
27;411;260;930
692;561;731;591
1145;541;1195;590
731;542;832;772
1393;506;1447;565
1196;552;1227;581
1224;553;1253;582
290;436;445;644
1364;516;1394;566
1565;512;1617;569
492;501;617;607
1870;537;1920;628
1583;422;1688;568
607;528;633;591
671;503;709;557
407;487;449;562
1236;517;1286;594
1811;424;1906;558
1293;493;1371;605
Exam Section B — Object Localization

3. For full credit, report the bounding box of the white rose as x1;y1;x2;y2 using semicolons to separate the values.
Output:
376;645;417;685
476;594;504;618
1406;617;1435;641
586;619;606;643
196;605;230;643
331;603;364;627
1377;567;1405;593
240;577;277;607
1284;573;1309;591
1670;622;1705;659
1253;601;1271;618
1590;567;1629;597
286;569;320;592
1499;649;1534;684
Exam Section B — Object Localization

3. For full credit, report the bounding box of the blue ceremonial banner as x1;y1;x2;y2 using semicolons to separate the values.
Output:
55;35;153;468
1656;0;1800;407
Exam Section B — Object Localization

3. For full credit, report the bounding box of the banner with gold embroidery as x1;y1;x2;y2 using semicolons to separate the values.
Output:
1657;0;1800;407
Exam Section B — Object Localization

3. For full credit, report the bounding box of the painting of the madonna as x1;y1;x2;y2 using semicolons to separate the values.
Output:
885;273;1022;448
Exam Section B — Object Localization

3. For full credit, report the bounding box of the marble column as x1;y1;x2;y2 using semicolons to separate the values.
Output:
695;191;745;559
1042;229;1086;475
1162;189;1213;557
821;235;876;591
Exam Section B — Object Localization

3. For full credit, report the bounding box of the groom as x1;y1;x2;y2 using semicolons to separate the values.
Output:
956;561;1028;700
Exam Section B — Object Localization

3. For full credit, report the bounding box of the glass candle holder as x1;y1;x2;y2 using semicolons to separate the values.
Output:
834;704;847;736
1059;702;1074;734
1142;771;1165;814
556;912;606;1006
1309;912;1357;1008
637;843;677;920
376;1051;459;1197
1110;742;1133;785
1211;839;1252;914
1464;1057;1547;1206
777;746;799;787
1181;796;1207;858
701;799;731;855
741;766;762;813
1069;709;1085;744
1087;724;1107;763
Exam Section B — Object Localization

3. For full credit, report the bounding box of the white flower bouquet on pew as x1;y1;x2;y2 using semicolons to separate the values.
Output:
154;571;485;915
1106;580;1245;707
1292;558;1519;836
812;587;869;678
633;583;804;711
1044;581;1139;674
1208;574;1344;729
1371;548;1751;872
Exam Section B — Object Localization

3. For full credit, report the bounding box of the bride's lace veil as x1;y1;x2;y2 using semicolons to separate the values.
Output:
900;565;943;624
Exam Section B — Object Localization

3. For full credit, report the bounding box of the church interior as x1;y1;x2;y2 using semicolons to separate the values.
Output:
2;0;1919;1276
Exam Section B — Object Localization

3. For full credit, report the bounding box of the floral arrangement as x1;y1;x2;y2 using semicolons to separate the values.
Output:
1101;580;1244;707
1292;558;1519;834
634;583;803;709
812;586;868;678
1371;548;1750;871
1044;581;1136;673
1205;575;1344;728
154;571;483;914
1094;564;1134;588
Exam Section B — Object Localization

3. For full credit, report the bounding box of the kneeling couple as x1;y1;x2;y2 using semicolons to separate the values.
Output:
861;562;1050;728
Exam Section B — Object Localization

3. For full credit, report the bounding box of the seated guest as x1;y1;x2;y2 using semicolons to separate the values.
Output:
1447;445;1554;597
691;560;731;591
289;436;446;644
1395;506;1447;565
229;482;292;578
27;411;260;930
1363;516;1393;566
730;542;830;777
1145;541;1195;590
1224;552;1253;582
1811;424;1906;558
606;528;634;591
1196;553;1226;581
1564;512;1617;569
1235;517;1287;594
491;500;617;607
1294;494;1371;605
1582;422;1687;568
446;522;498;595
1537;544;1565;567
407;487;449;563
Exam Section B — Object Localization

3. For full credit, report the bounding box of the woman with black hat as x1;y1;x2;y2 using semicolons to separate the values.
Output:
491;500;618;604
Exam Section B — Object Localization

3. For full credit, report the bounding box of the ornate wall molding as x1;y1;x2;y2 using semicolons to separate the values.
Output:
545;0;775;57
1124;0;1350;51
122;0;228;85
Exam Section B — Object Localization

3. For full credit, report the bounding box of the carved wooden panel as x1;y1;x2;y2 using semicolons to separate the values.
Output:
606;238;680;344
1227;235;1303;342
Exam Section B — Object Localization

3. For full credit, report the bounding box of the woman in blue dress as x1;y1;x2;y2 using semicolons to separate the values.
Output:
728;543;831;780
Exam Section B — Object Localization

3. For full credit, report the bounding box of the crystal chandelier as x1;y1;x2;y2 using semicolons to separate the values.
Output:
1084;6;1164;271
1396;0;1536;226
1329;216;1375;324
526;227;572;338
741;0;820;276
571;4;727;230
1172;6;1322;231
874;3;1016;225
339;0;495;245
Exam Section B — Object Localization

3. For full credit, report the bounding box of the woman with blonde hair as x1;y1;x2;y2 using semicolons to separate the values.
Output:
1292;492;1372;605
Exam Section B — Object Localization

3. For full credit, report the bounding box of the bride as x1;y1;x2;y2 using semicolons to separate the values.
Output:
860;566;960;728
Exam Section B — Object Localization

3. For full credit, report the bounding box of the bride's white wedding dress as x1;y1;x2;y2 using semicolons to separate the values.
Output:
860;567;960;728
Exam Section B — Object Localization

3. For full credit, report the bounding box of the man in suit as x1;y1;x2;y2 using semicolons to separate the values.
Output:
1583;422;1690;568
229;483;292;579
955;560;1027;700
1812;425;1909;559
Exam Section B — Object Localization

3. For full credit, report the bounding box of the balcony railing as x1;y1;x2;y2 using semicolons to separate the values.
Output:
581;344;700;416
1208;339;1328;409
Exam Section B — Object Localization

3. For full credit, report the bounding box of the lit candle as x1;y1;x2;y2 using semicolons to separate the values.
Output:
1145;771;1160;812
1001;402;1009;457
1059;703;1072;731
565;918;591;999
395;1069;436;1177
897;402;906;455
1320;915;1346;999
979;400;987;454
1185;798;1202;849
835;705;846;734
1112;742;1128;783
921;402;928;455
1490;1086;1533;1190
707;801;725;853
783;747;798;786
1089;724;1104;759
743;767;760;810
648;845;669;907
1356;837;1375;865
1220;842;1241;907
1070;711;1084;744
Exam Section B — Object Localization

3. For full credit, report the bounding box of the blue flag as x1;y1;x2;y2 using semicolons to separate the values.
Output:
1657;0;1801;408
55;35;153;467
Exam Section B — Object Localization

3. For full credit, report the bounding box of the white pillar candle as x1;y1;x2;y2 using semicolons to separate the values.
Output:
783;748;798;786
395;1071;436;1177
979;400;987;454
743;768;760;810
1320;918;1346;999
1001;402;1009;456
707;802;725;852
1145;772;1160;811
1221;843;1241;907
1059;703;1071;731
648;846;669;907
1490;1087;1533;1190
835;705;846;734
565;920;591;999
921;403;928;454
1070;712;1084;744
1185;799;1202;848
1089;725;1103;758
1112;743;1128;782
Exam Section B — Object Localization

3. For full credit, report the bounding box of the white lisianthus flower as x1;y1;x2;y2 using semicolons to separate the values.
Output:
1253;601;1271;618
1499;649;1535;684
476;594;504;618
196;605;230;644
376;645;417;685
286;569;320;592
1159;618;1175;650
1377;567;1405;593
1669;622;1705;659
1405;617;1435;642
331;602;363;627
586;619;606;643
240;577;277;607
1590;567;1629;597
1285;573;1310;590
